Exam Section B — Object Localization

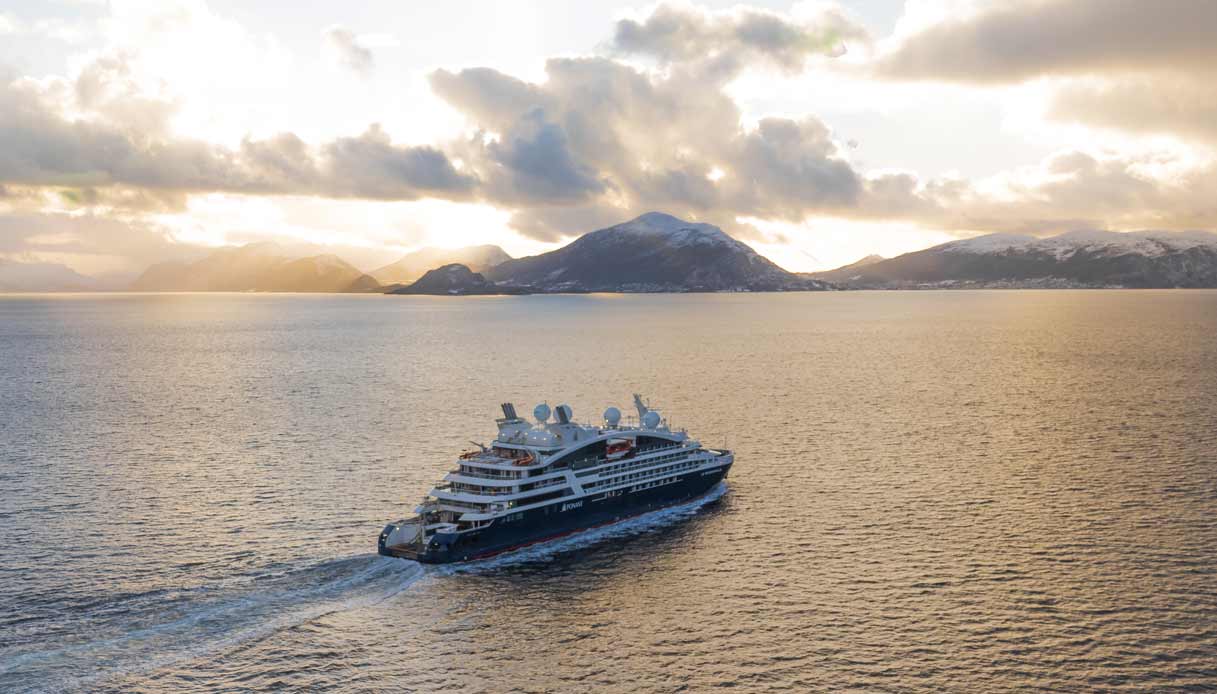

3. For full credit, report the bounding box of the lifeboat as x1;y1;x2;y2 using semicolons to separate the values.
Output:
606;438;634;460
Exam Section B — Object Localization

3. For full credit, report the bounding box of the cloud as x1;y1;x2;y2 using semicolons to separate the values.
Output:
0;76;475;200
0;210;200;274
612;2;868;81
1048;75;1217;144
868;1;1217;151
908;149;1217;235
6;0;1217;269
322;25;374;75
431;55;866;240
874;0;1217;83
321;124;477;199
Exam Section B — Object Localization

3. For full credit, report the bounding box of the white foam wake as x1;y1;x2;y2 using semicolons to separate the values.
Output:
2;483;729;692
0;555;426;694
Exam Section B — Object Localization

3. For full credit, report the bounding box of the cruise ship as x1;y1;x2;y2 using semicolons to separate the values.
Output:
378;395;733;563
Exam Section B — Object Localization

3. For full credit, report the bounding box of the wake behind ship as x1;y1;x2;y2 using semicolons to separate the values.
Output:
379;395;733;563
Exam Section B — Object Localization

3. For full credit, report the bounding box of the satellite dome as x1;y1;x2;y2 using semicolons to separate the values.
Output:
604;407;621;426
533;403;551;423
642;410;661;429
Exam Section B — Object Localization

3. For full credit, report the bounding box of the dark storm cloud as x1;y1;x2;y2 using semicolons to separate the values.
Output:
874;0;1217;83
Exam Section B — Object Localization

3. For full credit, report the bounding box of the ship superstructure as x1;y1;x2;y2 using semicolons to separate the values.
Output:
379;395;733;563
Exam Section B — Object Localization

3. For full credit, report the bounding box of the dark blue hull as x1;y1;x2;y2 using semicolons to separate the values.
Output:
379;461;731;564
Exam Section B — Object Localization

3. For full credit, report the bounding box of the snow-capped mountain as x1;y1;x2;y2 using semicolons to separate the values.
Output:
486;212;828;292
812;230;1217;288
130;244;379;292
386;263;529;295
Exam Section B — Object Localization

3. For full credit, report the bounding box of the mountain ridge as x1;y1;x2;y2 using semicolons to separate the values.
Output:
811;229;1217;288
486;212;830;292
386;263;530;295
129;245;378;292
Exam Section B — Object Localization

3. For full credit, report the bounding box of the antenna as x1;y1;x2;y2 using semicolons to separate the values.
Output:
632;393;648;420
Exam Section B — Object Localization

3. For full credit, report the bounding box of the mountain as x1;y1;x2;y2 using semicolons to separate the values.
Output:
803;254;885;283
371;245;511;285
486;212;829;292
812;230;1217;288
0;259;102;292
130;244;379;292
386;263;530;295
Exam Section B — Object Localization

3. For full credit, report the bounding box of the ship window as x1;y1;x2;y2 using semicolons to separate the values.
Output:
549;440;608;470
512;489;569;507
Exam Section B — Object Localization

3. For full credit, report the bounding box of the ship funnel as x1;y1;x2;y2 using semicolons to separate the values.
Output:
501;403;518;420
555;404;572;425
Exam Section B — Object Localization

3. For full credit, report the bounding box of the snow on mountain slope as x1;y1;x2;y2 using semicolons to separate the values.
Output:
487;212;829;291
942;230;1217;259
816;229;1217;288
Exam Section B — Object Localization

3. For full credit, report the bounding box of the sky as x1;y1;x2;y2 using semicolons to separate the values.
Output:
1;0;1215;277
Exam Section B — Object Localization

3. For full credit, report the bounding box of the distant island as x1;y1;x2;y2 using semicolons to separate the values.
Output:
385;264;530;296
4;212;1217;293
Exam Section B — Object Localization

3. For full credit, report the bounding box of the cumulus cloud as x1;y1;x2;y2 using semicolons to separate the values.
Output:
874;0;1217;83
322;25;374;75
321;124;477;199
431;55;867;240
0;76;475;200
612;2;868;81
5;0;1217;271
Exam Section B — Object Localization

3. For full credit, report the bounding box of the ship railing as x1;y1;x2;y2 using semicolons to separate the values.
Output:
449;484;517;496
455;466;525;480
568;442;685;470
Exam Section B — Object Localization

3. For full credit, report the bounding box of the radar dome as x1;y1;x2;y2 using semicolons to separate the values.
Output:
533;403;551;423
642;410;661;429
604;407;621;425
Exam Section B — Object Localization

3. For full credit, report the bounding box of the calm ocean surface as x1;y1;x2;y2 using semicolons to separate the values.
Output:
2;291;1217;693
